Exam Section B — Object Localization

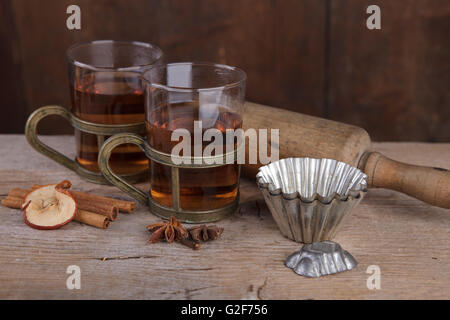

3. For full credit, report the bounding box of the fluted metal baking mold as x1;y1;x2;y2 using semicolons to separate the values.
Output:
257;158;367;203
285;241;357;278
257;158;367;243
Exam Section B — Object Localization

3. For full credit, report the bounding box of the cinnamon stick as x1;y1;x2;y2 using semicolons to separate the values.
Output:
1;195;109;229
1;196;23;209
70;190;136;213
32;185;136;213
12;187;118;221
7;188;28;199
75;209;109;229
75;200;118;221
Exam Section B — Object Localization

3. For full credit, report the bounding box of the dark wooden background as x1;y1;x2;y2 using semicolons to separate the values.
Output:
1;0;449;141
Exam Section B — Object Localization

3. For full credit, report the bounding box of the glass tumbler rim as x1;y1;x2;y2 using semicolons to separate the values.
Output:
141;61;247;93
66;40;163;72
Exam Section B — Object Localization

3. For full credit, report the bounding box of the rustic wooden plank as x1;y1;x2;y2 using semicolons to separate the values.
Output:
0;0;27;133
9;0;326;134
11;0;77;134
328;0;450;141
268;0;326;115
0;135;449;299
4;0;450;141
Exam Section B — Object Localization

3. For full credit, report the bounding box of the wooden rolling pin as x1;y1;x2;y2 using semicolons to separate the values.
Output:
242;102;450;209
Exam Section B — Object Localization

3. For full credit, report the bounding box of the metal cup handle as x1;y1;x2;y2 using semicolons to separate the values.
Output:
99;132;243;222
98;133;149;205
25;105;78;172
25;106;148;184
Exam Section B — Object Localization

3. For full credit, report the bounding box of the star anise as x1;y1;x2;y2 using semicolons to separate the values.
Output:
188;225;224;242
147;216;188;244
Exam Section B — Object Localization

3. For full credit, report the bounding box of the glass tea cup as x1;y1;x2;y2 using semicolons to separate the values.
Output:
25;40;163;184
67;40;163;174
98;62;247;222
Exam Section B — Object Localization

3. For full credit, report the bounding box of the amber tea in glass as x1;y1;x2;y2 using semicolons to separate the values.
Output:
67;40;163;174
143;63;246;211
146;101;243;210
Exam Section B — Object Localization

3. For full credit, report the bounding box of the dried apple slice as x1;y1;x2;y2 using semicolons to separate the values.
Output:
22;184;76;230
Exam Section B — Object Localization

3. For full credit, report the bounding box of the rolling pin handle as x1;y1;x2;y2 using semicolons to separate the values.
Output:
361;152;450;209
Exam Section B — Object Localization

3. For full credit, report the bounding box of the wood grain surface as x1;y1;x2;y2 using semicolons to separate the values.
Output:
0;135;449;299
2;0;449;141
3;0;326;134
329;0;450;142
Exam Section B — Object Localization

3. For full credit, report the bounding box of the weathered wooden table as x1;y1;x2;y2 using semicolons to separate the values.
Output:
0;135;448;299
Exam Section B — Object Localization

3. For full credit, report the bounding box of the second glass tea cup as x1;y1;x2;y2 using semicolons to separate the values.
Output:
98;62;247;222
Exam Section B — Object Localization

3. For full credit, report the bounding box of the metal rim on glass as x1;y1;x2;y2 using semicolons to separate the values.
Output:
145;61;246;92
66;40;163;72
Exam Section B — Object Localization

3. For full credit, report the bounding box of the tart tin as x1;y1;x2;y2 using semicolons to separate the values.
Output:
257;158;367;243
285;241;357;278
